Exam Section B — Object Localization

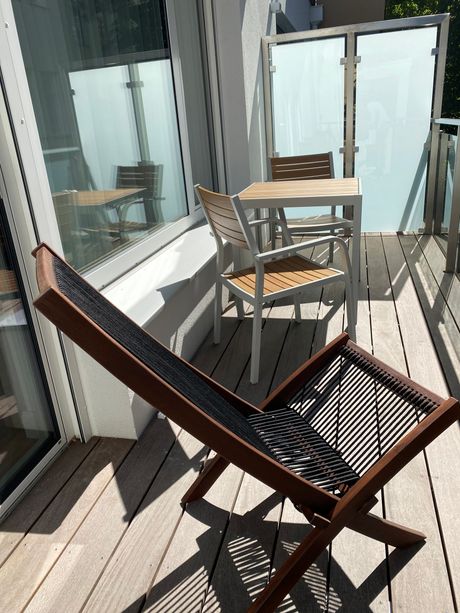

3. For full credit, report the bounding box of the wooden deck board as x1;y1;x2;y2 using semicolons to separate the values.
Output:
25;418;178;613
0;437;99;567
0;437;133;612
0;233;458;612
368;235;454;612
326;237;388;613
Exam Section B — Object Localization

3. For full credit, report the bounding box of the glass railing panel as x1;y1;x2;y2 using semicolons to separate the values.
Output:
270;36;345;219
355;27;438;232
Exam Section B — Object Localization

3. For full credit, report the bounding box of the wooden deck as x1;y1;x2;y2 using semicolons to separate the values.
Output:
0;233;459;612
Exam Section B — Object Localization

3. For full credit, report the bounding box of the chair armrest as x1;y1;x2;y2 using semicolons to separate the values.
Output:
248;217;285;228
255;235;348;263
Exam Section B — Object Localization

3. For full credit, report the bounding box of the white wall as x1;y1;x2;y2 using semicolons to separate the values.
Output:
212;0;275;193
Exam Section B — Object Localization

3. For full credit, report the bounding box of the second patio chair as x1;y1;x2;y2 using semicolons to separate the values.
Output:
196;184;355;384
270;152;353;261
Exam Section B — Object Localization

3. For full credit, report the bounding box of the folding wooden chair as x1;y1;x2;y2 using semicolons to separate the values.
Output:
32;243;460;613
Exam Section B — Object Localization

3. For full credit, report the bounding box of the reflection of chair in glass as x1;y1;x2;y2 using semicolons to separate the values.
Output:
113;163;164;238
196;184;355;384
33;243;460;613
53;191;117;268
270;153;353;261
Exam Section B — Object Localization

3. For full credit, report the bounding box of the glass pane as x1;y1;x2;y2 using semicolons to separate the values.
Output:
0;204;60;504
270;37;346;218
13;0;188;272
355;27;438;232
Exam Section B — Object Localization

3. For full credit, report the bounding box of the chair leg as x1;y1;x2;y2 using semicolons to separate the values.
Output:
344;277;356;341
181;454;230;505
348;511;426;548
249;525;336;612
236;296;245;320
214;279;223;344
294;295;302;323
329;230;335;263
250;302;263;384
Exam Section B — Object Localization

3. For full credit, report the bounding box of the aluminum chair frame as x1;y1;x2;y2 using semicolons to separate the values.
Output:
196;184;355;383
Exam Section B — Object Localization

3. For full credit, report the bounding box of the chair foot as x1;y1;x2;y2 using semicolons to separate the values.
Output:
348;512;426;548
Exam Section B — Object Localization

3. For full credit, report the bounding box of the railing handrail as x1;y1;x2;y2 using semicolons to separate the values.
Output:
434;118;460;127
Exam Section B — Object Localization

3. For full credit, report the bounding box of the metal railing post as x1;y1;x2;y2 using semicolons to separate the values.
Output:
445;125;460;272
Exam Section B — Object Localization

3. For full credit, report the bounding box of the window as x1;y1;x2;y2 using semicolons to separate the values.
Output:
12;0;213;279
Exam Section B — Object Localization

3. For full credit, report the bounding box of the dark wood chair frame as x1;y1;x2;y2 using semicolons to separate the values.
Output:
32;243;460;613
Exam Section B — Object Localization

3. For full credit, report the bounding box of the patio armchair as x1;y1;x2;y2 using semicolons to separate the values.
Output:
270;152;353;261
32;242;460;613
196;184;355;384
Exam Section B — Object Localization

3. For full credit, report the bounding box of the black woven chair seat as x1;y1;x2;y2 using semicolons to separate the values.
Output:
248;407;360;494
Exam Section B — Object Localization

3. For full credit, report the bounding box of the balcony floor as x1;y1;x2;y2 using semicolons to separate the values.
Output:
0;233;459;612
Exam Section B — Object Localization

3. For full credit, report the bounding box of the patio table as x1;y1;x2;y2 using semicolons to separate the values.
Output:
238;177;362;307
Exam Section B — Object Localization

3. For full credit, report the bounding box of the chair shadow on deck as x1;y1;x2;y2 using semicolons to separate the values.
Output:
135;494;424;613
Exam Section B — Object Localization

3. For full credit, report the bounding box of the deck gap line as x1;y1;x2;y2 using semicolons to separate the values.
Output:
21;438;135;612
365;234;393;611
198;471;246;613
380;234;411;381
0;436;101;570
266;495;286;585
422;446;459;613
380;488;393;612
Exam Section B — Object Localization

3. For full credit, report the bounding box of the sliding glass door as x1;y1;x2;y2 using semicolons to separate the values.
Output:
0;201;62;508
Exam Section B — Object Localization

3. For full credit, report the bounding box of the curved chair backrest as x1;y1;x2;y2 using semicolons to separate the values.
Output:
270;152;334;182
33;243;337;514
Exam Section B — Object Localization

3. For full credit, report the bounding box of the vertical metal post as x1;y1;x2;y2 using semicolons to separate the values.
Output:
445;125;460;272
344;31;355;180
262;39;275;158
343;32;356;223
127;64;151;164
433;131;449;234
424;16;450;233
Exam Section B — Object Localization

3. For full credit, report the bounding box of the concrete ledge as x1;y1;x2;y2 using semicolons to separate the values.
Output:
104;222;217;327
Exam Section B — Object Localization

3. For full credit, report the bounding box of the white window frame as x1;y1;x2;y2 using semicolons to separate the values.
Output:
0;0;206;290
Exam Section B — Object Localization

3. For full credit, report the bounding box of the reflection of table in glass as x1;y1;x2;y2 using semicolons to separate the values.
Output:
53;189;146;267
71;188;144;208
238;178;362;305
